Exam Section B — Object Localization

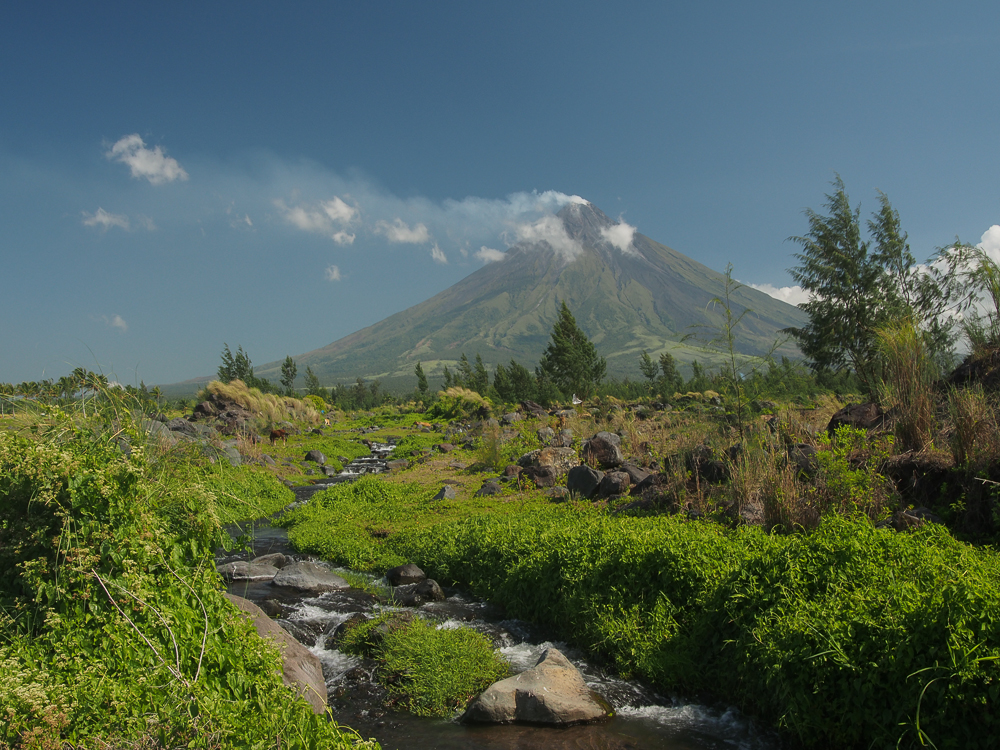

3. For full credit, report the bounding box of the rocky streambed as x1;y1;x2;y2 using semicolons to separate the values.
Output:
217;445;780;750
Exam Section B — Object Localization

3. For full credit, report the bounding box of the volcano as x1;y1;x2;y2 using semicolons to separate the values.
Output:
256;201;807;389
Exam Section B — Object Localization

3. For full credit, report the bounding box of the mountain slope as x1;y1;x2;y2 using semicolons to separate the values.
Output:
252;202;807;389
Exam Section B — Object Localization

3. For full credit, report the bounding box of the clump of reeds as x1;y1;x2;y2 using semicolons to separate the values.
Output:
875;317;938;452
947;384;1000;469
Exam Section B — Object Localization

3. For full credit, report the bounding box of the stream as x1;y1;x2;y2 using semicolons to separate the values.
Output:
218;439;781;750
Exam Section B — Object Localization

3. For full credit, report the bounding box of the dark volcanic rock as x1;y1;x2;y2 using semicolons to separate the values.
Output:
272;561;350;593
304;450;326;465
476;481;503;497
566;465;605;499
387;563;426;586
581;432;624;468
597;471;631;498
433;485;458;500
393;579;446;606
827;402;886;436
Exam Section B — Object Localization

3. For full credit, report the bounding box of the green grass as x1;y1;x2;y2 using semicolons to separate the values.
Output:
279;475;1000;750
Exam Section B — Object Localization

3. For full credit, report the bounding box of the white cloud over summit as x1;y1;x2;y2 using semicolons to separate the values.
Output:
106;134;188;185
514;214;585;261
746;282;812;306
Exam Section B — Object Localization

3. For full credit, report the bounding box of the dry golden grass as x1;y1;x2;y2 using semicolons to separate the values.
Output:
206;379;321;426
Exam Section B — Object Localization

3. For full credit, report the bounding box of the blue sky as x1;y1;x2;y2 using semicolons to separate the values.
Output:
2;1;998;386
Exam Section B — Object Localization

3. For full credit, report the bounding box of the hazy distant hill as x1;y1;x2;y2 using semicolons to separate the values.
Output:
244;201;807;392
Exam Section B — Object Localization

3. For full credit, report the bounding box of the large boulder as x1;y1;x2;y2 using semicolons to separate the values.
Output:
517;447;580;476
223;593;327;714
463;648;610;725
216;561;278;582
581;432;624;469
392;579;445;606
304;450;326;465
827;402;885;436
272;561;350;593
597;471;631;498
522;465;559;488
387;563;426;586
166;417;198;436
566;465;605;499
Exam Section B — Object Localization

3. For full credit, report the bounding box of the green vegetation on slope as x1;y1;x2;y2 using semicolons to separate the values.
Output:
0;403;376;749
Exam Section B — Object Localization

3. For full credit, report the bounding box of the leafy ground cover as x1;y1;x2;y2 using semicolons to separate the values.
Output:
0;401;376;749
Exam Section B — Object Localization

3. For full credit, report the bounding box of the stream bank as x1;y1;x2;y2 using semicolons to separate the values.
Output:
219;444;779;750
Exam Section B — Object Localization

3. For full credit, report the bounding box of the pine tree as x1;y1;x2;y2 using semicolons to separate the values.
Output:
537;301;606;398
414;362;429;395
280;355;298;396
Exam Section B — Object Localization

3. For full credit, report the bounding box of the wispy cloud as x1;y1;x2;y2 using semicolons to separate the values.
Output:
82;208;130;231
430;243;447;264
324;264;341;281
476;246;506;263
106;134;188;185
99;314;128;332
375;218;431;244
600;218;638;256
274;197;358;244
747;282;812;306
514;214;584;261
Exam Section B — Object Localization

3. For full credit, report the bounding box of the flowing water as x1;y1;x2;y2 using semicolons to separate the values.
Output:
219;438;781;750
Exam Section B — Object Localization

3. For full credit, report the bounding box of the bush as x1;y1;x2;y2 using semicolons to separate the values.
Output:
339;616;508;716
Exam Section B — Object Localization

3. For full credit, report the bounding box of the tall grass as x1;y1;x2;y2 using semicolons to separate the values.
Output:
947;384;999;469
874;317;938;452
206;378;322;425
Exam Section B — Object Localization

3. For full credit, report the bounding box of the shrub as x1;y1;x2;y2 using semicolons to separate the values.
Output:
875;317;938;452
427;387;491;420
339;616;508;716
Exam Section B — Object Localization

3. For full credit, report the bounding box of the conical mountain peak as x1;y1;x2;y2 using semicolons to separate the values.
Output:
556;201;617;244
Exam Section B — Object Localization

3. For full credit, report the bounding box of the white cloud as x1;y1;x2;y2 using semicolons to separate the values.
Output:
324;264;342;281
600;219;638;256
747;283;812;306
978;225;1000;262
375;218;431;244
430;243;447;264
275;196;357;243
100;314;128;332
106;134;188;185
514;214;585;261
321;196;358;224
82;208;130;231
476;246;506;263
136;215;157;231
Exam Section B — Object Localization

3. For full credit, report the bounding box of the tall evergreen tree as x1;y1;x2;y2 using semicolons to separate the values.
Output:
280;355;298;396
414;361;429;395
537;301;606;398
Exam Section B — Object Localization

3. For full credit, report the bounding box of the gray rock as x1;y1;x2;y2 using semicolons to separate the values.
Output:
522;465;558;487
261;454;276;466
517;447;580;475
224;447;242;467
393;578;445;606
598;471;631;498
463;648;610;725
566;465;605;499
553;409;577;418
433;485;458;500
544;486;571;500
166;417;198;436
304;450;326;465
620;464;650;486
581;433;624;468
387;563;426;586
217;561;278;582
386;459;409;471
251;553;288;569
537;427;556;444
272;561;350;593
501;412;523;425
437;443;456;453
476;481;503;497
224;593;327;714
553;429;574;448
